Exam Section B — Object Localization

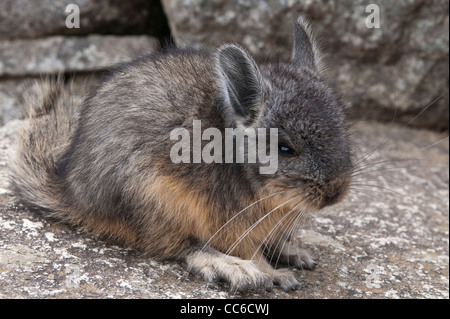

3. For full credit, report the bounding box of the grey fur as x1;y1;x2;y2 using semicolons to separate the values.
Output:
10;16;353;292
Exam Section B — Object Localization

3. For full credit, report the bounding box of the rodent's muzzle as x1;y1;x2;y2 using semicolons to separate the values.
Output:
317;177;351;209
272;175;351;210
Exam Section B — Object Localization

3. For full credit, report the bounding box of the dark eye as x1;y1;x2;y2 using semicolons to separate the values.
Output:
279;144;298;157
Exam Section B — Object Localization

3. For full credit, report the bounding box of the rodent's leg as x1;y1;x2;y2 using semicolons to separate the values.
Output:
272;243;317;270
184;244;273;292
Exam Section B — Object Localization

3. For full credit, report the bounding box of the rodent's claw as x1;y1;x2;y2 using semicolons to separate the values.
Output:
293;256;317;270
273;268;300;292
264;283;274;292
281;281;301;292
294;254;317;270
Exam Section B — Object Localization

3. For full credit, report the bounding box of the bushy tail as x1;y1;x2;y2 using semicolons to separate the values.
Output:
9;76;77;213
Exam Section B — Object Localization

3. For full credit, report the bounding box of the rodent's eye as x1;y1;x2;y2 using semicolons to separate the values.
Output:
278;143;298;157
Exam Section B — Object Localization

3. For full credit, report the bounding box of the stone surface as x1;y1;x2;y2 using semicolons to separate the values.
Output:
0;35;159;76
0;0;150;39
162;0;449;130
0;118;448;299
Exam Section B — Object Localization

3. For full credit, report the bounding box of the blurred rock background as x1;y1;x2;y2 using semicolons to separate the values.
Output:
0;0;448;130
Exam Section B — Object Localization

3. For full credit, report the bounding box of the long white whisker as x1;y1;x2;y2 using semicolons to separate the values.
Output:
281;206;312;269
200;190;288;253
251;200;304;262
404;91;448;129
422;136;449;150
350;183;406;198
224;195;299;257
269;205;307;268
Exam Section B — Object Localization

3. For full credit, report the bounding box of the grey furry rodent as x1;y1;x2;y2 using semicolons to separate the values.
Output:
10;17;353;292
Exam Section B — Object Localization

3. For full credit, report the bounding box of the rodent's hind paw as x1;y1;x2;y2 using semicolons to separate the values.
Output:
289;249;317;270
273;268;300;292
275;245;317;270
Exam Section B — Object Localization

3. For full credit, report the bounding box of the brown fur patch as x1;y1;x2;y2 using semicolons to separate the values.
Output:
60;212;141;247
145;175;214;239
128;174;215;258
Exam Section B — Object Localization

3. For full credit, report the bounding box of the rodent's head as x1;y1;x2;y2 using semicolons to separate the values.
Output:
216;17;353;210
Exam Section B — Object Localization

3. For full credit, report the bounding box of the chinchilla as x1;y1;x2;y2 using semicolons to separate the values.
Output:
10;16;353;292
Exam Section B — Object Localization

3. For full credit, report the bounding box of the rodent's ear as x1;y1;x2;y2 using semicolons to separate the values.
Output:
292;16;321;72
216;44;265;127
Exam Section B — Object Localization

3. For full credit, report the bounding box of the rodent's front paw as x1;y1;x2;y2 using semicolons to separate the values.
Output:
191;254;273;292
186;248;304;292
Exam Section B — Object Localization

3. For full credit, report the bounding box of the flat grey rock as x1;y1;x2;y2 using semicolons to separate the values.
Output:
0;35;158;76
0;119;448;298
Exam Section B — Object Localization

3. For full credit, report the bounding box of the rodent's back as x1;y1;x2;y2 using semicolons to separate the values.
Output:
59;50;225;219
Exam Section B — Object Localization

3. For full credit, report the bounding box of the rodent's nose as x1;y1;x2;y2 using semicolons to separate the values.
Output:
322;190;341;207
321;177;350;208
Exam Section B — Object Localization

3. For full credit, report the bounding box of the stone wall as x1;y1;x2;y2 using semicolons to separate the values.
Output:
0;0;448;130
0;0;166;124
162;0;449;131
